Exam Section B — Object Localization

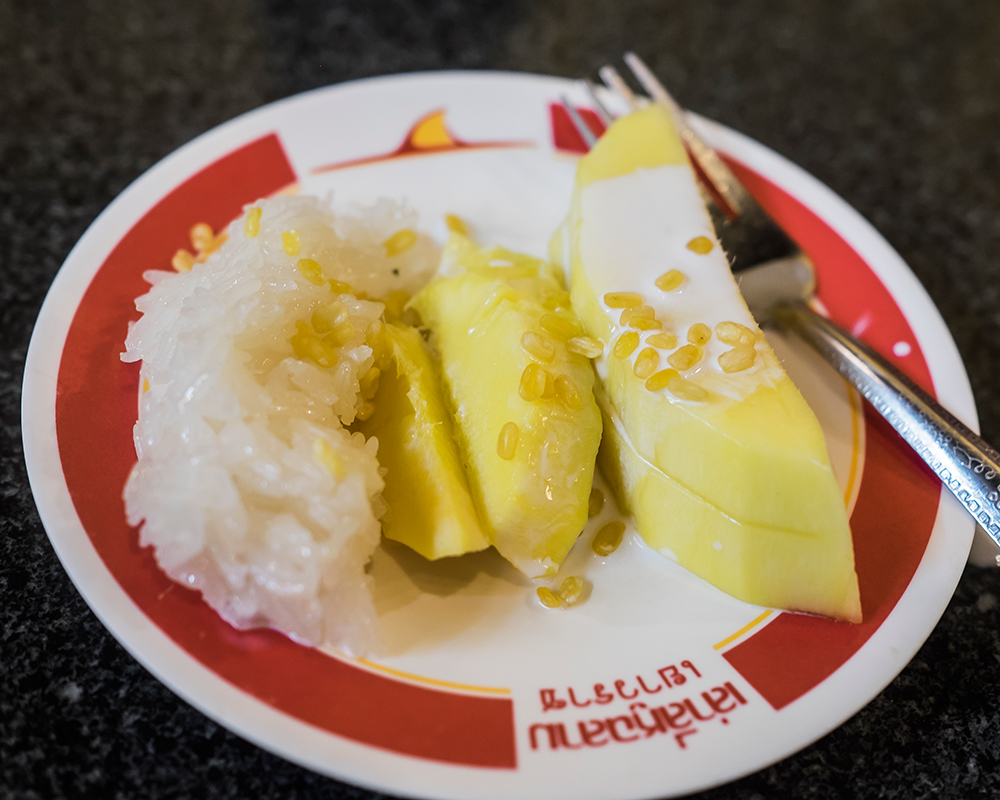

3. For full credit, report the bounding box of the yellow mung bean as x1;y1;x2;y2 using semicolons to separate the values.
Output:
555;375;582;409
519;363;549;401
687;322;712;346
297;258;325;286
668;375;709;402
568;336;603;358
633;347;660;379
613;331;640;358
172;250;195;272
540;313;580;340
311;300;349;334
604;291;643;308
521;331;556;362
645;368;679;392
497;422;519;460
537;586;562;609
655;269;685;292
244;206;262;238
328;279;352;295
620;305;655;326
558;576;585;606
686;235;714;254
715;320;755;346
667;344;702;371
629;316;662;331
592;521;625;556
282;229;301;256
646;332;678;350
719;345;757;373
444;214;468;235
384;228;418;256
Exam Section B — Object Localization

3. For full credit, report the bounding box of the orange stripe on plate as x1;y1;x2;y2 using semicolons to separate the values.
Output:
713;610;774;651
354;658;511;695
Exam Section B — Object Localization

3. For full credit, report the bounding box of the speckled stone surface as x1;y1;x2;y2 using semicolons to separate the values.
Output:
5;1;1000;797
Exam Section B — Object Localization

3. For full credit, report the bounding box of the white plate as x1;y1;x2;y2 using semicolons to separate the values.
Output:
22;72;976;799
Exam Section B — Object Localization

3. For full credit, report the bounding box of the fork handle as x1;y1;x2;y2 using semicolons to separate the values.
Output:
775;301;1000;552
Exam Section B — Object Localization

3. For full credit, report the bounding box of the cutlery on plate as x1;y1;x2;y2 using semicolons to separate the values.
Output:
561;53;1000;560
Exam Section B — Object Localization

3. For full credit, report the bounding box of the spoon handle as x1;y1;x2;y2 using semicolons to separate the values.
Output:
775;301;1000;552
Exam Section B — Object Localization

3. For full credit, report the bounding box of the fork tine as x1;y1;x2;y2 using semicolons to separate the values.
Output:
623;52;757;219
598;65;642;111
583;79;616;126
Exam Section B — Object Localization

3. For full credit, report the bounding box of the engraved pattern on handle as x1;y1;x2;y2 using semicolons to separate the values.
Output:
776;302;1000;546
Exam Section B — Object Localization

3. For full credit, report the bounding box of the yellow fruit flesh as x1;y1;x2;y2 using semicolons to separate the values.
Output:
354;323;489;560
410;235;603;577
565;105;861;621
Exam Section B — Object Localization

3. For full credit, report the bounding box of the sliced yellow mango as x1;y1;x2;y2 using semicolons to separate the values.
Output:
562;105;861;621
410;235;603;577
354;323;489;560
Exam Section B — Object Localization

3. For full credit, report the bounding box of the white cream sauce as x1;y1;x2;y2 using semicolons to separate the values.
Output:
578;164;783;401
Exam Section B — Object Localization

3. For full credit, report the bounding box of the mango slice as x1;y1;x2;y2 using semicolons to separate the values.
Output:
561;105;862;622
410;235;603;577
354;323;489;560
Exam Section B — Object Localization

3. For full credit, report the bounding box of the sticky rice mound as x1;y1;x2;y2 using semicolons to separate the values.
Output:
122;195;437;654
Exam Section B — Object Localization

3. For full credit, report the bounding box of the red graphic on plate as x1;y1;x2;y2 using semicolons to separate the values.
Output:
550;104;607;153
312;109;533;174
55;132;517;769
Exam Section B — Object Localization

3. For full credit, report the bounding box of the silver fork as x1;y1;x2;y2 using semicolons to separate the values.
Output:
563;54;1000;559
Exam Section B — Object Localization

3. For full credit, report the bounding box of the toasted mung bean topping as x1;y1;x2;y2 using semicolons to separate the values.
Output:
555;375;583;409
568;336;604;358
311;300;349;335
620;305;655;326
558;576;585;606
497;422;519;460
444;214;468;235
715;320;755;346
519;363;547;401
719;345;757;373
604;291;644;308
537;586;562;608
540;313;580;340
655;269;685;292
282;229;301;256
172;250;195;272
588;487;605;517
629;316;662;330
667;344;703;371
633;347;660;379
592;521;626;556
244;206;262;238
297;258;325;286
645;368;679;392
521;331;556;362
686;235;714;254
688;322;712;346
613;331;640;358
646;332;678;350
383;228;418;256
668;375;709;402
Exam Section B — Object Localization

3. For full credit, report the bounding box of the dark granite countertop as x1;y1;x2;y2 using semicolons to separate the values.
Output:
5;1;1000;797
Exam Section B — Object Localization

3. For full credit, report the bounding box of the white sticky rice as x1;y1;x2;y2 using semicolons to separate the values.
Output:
122;195;438;654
